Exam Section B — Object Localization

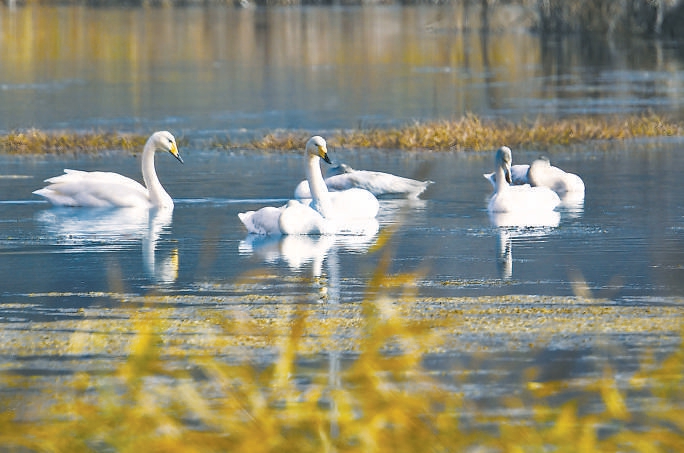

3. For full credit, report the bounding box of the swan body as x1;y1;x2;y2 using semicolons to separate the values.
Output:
294;163;433;199
484;157;584;195
487;146;560;214
528;157;585;194
238;136;379;236
33;131;183;209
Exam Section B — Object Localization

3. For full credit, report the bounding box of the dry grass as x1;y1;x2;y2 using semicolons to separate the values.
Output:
1;113;681;155
0;129;149;155
225;112;684;152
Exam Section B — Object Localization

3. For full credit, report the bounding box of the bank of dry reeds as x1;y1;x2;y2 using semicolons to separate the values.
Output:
1;113;681;154
227;113;684;152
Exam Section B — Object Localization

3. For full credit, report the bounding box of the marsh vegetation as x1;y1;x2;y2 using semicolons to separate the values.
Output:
2;113;682;154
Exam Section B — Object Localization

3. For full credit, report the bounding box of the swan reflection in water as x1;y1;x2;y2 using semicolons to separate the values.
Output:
239;218;379;302
489;210;561;280
35;207;178;285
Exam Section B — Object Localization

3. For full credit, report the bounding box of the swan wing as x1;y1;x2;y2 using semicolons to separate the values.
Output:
528;160;585;194
238;205;284;235
484;164;530;189
325;170;433;198
296;171;433;199
34;169;150;207
293;180;312;199
279;200;334;235
327;188;379;219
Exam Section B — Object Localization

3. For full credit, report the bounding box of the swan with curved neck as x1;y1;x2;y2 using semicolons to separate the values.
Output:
33;131;183;209
484;154;584;196
239;136;379;235
487;146;560;214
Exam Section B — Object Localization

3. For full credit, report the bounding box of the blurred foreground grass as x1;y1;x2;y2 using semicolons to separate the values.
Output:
0;243;682;452
1;113;682;154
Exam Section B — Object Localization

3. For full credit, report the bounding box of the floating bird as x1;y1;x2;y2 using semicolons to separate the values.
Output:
484;156;584;195
294;163;433;199
487;146;560;214
33;131;183;209
239;136;379;236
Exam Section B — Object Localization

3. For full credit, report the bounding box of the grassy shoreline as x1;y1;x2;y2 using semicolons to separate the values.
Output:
1;113;682;155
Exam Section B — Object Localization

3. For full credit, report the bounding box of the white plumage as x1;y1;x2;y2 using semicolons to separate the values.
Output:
484;156;584;195
238;136;379;236
294;163;433;200
487;146;561;214
33;131;183;209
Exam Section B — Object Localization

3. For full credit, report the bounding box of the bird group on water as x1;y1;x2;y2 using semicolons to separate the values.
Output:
33;131;585;235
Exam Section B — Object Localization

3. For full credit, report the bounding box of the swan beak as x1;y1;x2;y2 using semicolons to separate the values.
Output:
504;164;512;184
318;145;332;164
170;144;184;164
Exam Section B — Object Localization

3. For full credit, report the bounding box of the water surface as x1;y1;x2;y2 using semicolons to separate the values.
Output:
1;4;683;424
1;5;683;137
2;139;683;314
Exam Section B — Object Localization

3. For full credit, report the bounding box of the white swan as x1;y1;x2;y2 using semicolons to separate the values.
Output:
484;156;584;195
33;131;183;209
238;136;380;236
487;146;560;214
294;163;433;199
528;157;585;195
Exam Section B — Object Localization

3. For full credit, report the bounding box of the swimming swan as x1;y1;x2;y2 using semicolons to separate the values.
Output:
238;136;380;235
33;131;183;209
487;146;560;213
294;163;433;199
484;156;584;195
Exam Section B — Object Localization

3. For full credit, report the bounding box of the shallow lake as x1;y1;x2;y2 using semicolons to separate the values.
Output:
1;138;683;313
0;4;683;426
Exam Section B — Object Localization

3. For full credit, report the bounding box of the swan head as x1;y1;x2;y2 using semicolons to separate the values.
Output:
150;131;184;164
306;135;332;164
496;146;513;184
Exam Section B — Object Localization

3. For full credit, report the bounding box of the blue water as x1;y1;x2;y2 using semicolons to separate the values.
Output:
1;139;683;320
1;6;683;137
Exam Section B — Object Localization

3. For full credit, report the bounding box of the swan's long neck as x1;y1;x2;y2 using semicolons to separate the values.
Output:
306;154;332;217
142;140;172;208
495;163;510;193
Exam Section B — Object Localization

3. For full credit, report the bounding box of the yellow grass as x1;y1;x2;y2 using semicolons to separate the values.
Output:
1;113;681;154
230;112;684;152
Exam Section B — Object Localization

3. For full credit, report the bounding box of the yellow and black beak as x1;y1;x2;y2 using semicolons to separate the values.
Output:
318;145;332;164
169;143;184;164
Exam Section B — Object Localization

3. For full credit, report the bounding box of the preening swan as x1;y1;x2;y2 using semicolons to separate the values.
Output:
238;136;380;236
528;157;585;195
487;146;560;214
33;131;183;209
294;163;433;199
484;156;584;195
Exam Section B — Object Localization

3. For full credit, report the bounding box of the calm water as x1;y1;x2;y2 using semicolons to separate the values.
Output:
1;5;684;137
1;139;683;313
0;5;683;419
